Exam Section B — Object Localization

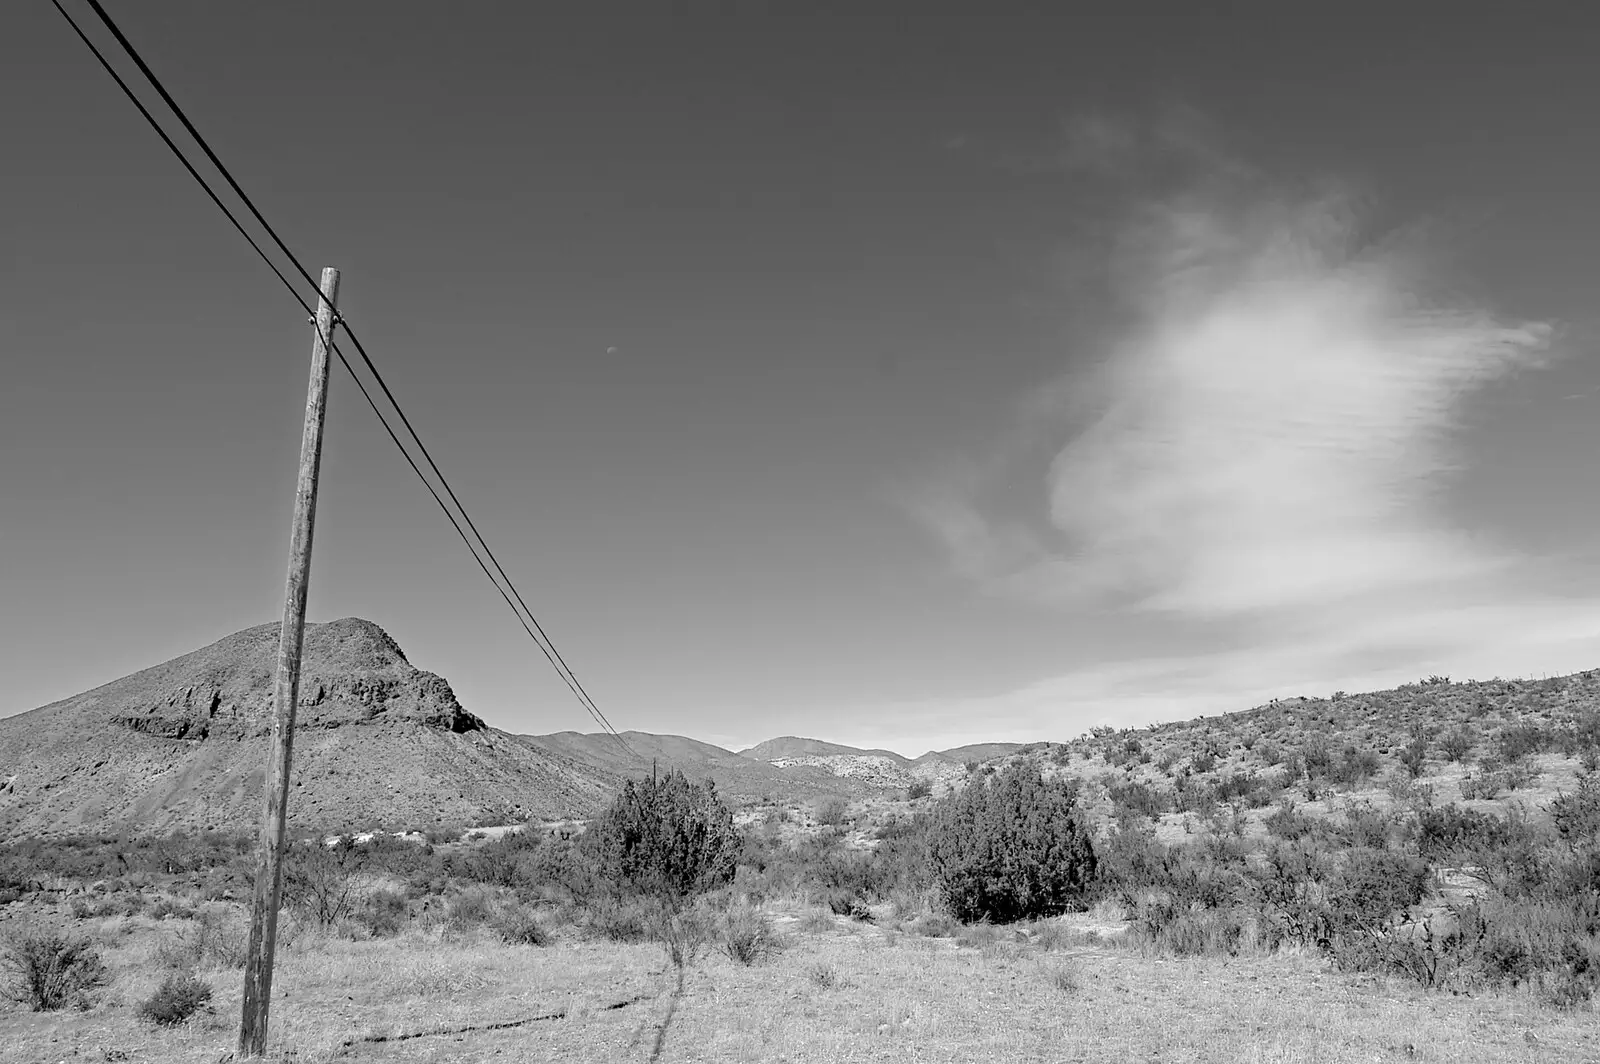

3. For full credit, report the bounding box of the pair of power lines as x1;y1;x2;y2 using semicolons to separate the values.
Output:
50;0;632;754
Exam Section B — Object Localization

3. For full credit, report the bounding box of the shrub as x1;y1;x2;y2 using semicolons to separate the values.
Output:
905;779;933;801
584;896;651;942
651;900;713;969
1399;730;1429;778
1332;746;1382;788
908;911;958;937
588;769;739;904
138;971;211;1027
1551;774;1600;846
926;762;1096;924
1496;724;1551;762
816;799;850;827
490;905;548;946
807;961;840;988
825;889;871;920
1418;805;1509;861
1440;727;1475;764
720;901;784;964
282;841;360;927
445;888;495;932
1302;737;1334;779
355;887;410;938
1330;848;1431;931
193;906;249;968
1131;902;1251;957
1;928;107;1011
796;909;834;934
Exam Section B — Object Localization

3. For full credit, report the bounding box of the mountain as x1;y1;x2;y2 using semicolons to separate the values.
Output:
0;619;612;839
741;736;909;762
736;736;972;792
516;730;860;802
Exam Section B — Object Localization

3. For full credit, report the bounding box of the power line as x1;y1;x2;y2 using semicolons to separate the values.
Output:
70;0;621;746
53;0;632;754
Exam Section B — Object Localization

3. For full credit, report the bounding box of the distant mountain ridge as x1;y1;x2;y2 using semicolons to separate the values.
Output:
515;730;864;802
740;736;911;762
25;617;1588;843
729;735;1027;792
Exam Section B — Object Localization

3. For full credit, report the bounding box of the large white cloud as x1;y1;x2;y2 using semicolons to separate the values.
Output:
895;124;1590;749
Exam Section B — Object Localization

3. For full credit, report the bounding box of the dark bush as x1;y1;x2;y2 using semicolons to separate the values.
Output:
1551;774;1600;846
1;928;107;1011
1399;729;1429;778
1108;780;1172;819
1331;746;1382;788
1440;726;1475;764
138;971;212;1026
1262;801;1317;842
445;888;495;931
490;905;548;946
927;763;1096;923
587;769;739;903
1496;724;1551;763
1302;738;1334;779
1417;806;1510;862
815;799;850;827
1330;848;1431;931
355;888;410;937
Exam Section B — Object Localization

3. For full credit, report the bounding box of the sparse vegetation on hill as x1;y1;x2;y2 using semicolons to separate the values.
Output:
0;667;1596;1057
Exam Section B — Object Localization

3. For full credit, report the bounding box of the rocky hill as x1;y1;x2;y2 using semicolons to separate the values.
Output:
0;619;612;839
737;737;1022;792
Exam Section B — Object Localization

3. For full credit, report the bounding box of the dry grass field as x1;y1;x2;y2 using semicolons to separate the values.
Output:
0;903;1595;1064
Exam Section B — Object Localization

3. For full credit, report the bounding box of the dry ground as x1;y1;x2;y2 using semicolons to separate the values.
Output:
0;908;1596;1064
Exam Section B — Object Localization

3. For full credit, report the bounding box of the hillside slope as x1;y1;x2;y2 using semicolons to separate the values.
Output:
517;730;860;801
0;619;611;839
978;670;1600;836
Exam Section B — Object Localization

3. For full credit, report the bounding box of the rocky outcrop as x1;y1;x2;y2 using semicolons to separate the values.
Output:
84;618;485;741
0;618;603;839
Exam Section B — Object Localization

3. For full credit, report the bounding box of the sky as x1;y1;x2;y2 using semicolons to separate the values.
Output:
4;5;1600;757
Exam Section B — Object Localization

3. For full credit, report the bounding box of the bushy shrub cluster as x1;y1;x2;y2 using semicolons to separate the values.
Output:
1112;789;1600;1008
586;769;739;904
1;929;107;1011
926;762;1097;924
138;971;211;1026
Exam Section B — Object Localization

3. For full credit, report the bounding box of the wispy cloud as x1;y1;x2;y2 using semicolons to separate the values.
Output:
902;118;1584;745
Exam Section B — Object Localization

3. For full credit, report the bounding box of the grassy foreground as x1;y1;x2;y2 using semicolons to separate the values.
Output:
0;907;1595;1064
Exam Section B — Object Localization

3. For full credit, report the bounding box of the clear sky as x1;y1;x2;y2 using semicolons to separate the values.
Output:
5;5;1600;756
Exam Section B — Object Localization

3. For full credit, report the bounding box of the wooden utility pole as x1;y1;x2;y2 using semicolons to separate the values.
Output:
239;267;341;1059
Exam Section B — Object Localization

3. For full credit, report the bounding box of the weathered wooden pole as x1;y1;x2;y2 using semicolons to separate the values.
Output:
239;267;341;1059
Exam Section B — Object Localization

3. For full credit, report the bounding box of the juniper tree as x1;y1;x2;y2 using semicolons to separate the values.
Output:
927;761;1097;924
587;767;739;904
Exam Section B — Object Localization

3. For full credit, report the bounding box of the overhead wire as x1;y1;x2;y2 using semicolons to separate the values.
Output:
52;0;633;755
